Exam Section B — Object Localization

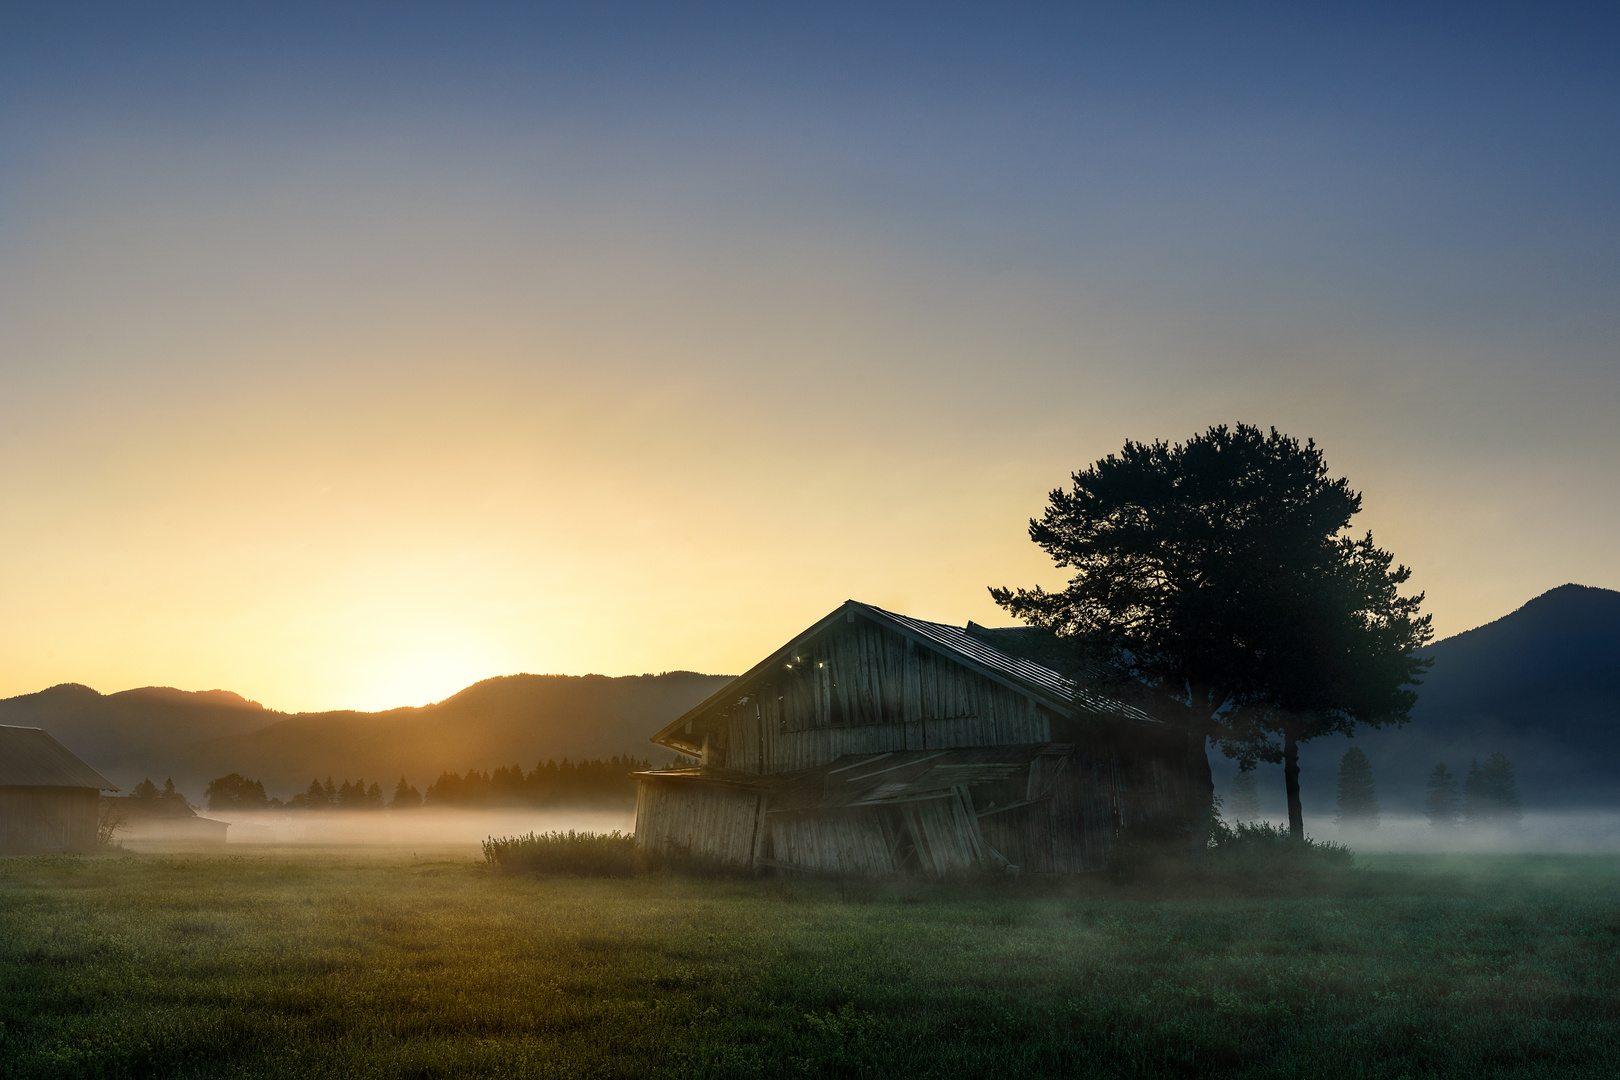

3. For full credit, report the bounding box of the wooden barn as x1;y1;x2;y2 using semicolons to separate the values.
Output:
633;601;1193;877
0;725;119;854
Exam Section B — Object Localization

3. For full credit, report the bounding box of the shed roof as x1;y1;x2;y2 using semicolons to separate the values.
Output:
0;726;118;790
651;600;1156;753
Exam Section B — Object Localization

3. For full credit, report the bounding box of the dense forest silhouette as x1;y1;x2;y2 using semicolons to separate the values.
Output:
204;757;654;811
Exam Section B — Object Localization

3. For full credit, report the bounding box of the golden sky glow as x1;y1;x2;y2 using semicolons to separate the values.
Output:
3;11;1617;711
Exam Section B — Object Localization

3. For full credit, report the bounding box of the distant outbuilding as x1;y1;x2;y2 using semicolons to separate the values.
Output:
0;725;119;854
110;778;231;845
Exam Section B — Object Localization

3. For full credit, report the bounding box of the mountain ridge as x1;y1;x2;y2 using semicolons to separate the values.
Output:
0;672;731;798
9;584;1618;810
1270;582;1620;814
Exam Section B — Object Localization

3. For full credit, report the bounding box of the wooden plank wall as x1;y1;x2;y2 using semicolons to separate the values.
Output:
709;619;1053;774
0;786;99;854
638;737;1196;878
765;809;898;876
902;788;987;876
633;780;762;867
1047;754;1117;872
977;802;1054;873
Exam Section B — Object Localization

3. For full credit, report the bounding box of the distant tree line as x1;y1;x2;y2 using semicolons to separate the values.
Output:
1224;748;1523;830
106;778;197;824
132;777;191;806
204;774;266;810
203;757;651;812
1425;753;1522;828
424;757;652;808
287;777;390;810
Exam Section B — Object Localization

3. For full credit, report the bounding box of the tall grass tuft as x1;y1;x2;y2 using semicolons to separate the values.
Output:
482;830;639;877
1207;817;1354;869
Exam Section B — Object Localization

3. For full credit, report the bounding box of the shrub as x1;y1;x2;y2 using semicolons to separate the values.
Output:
1107;814;1353;887
95;800;125;848
482;830;639;877
1208;818;1354;870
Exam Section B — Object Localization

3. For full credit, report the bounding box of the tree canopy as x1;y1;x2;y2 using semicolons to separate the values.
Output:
991;423;1431;840
205;773;268;811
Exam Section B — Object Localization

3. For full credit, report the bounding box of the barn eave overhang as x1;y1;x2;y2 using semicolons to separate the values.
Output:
648;600;1133;755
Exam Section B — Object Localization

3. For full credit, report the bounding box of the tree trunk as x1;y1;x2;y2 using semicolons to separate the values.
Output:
1186;724;1214;857
1284;731;1304;841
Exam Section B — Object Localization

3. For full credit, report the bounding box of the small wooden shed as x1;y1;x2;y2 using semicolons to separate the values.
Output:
633;601;1193;876
0;725;119;854
110;792;231;845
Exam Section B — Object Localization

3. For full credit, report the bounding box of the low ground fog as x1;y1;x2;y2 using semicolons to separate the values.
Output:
135;807;1620;856
160;807;636;851
1275;810;1620;854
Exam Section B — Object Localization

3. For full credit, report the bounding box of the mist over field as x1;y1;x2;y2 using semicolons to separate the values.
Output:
119;808;635;852
1269;812;1620;855
112;806;1620;858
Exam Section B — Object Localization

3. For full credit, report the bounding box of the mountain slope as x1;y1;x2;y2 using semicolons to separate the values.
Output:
1276;583;1620;813
187;672;728;795
1409;583;1620;747
0;673;730;799
0;684;273;765
16;584;1616;812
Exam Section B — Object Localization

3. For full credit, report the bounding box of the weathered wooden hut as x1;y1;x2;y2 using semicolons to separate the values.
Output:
0;725;119;854
633;601;1193;876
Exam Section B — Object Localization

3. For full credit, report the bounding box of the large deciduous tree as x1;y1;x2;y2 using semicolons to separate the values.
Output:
990;423;1431;844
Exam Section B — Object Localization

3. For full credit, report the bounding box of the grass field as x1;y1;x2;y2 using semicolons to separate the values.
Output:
3;849;1619;1078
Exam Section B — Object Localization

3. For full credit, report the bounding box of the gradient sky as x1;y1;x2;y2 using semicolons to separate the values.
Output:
3;3;1617;711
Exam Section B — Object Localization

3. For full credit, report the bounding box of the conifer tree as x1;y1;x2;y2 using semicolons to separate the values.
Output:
1481;753;1522;822
1228;770;1261;822
1334;746;1379;828
1464;760;1486;823
390;777;417;808
1466;753;1522;825
296;778;326;809
1425;763;1461;828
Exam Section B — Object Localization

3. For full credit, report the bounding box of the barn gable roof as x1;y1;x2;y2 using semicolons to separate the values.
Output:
0;725;119;790
651;600;1155;755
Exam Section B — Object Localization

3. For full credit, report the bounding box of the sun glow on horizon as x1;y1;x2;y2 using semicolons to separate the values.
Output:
342;640;505;713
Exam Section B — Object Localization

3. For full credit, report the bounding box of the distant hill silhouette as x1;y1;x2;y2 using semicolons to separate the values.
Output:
1232;583;1620;815
14;584;1617;812
0;684;272;769
0;673;729;799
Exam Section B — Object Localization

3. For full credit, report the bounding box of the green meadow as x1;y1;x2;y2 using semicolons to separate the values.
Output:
3;850;1619;1079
